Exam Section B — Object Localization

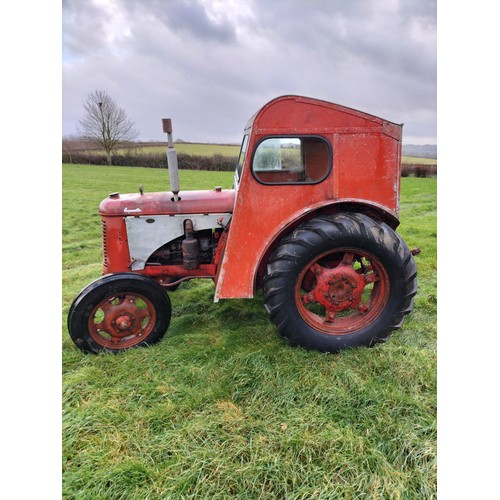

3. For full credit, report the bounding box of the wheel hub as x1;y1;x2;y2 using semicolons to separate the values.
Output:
329;276;355;302
105;303;140;337
313;264;365;311
115;314;132;330
301;252;377;324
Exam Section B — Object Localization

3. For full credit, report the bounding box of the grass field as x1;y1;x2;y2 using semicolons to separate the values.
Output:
73;142;242;158
62;164;436;498
401;156;436;165
119;143;242;157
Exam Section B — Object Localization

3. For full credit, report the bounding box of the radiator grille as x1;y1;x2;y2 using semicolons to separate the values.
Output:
101;220;108;268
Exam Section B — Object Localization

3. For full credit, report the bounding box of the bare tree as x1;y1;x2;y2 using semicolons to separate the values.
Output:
78;90;139;165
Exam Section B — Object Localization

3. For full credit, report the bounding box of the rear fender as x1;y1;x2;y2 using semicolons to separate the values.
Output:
254;200;399;291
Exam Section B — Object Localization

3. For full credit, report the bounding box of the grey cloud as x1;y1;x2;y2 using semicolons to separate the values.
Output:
162;0;236;42
63;0;436;144
63;0;113;57
247;0;436;83
127;0;236;43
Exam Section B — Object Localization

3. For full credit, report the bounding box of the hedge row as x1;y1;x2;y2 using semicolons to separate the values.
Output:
62;153;437;177
401;163;437;177
62;152;238;171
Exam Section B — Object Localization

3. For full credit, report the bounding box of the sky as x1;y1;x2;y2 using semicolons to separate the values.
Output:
62;0;437;145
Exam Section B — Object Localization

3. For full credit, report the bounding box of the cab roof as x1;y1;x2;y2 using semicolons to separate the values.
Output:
245;95;402;140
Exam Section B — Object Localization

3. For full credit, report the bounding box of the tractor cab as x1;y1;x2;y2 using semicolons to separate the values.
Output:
216;95;403;300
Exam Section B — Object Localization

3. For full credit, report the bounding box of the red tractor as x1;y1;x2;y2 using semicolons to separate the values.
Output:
68;95;417;354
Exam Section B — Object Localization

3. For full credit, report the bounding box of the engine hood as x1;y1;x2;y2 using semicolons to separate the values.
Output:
99;188;235;216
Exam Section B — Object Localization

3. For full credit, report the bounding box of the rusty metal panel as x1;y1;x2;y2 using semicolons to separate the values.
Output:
215;95;402;301
333;132;401;214
99;189;235;217
100;216;131;274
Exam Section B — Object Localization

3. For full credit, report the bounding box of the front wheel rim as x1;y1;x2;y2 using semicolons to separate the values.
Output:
88;292;157;349
295;247;390;335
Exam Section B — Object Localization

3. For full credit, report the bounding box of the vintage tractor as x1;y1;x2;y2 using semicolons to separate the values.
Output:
68;95;417;354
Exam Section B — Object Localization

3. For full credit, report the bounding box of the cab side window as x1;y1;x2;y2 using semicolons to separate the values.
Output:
252;137;330;184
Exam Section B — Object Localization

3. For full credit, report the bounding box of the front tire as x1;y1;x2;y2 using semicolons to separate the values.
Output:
263;213;417;353
68;273;171;353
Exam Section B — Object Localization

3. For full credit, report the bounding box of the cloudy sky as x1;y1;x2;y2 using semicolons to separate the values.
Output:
62;0;436;145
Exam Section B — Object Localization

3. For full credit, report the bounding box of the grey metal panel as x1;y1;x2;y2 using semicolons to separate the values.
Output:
125;213;231;270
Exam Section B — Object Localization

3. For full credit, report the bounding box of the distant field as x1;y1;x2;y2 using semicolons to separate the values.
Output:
63;164;436;498
115;143;242;157
64;141;437;165
402;156;437;165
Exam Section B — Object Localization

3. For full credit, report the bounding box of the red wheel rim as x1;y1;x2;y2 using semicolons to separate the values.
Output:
295;247;389;335
88;292;157;349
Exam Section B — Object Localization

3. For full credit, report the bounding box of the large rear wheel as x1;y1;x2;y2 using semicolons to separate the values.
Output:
263;213;417;352
68;273;171;353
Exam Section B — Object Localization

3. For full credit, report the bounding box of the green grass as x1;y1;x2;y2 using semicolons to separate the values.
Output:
62;164;436;498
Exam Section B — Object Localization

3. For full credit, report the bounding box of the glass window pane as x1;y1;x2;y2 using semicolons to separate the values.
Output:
252;137;330;184
236;135;249;180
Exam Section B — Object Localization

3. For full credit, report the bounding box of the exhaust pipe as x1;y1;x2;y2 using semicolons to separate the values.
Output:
162;118;180;202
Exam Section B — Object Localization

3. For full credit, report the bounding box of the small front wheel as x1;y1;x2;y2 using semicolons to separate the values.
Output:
263;213;417;352
68;273;171;353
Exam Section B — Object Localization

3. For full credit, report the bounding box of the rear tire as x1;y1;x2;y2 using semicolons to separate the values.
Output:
68;273;171;353
263;213;417;352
